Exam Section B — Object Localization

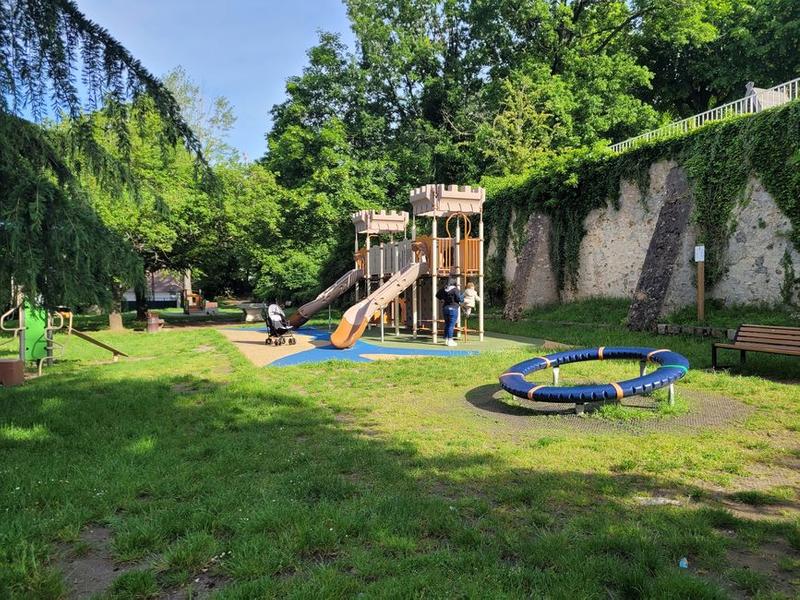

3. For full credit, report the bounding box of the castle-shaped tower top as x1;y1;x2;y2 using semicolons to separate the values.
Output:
409;184;485;217
351;209;409;234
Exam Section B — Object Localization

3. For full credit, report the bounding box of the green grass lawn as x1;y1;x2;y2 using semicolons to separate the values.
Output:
1;302;800;598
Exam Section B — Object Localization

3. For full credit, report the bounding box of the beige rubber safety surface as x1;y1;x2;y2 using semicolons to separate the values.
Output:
218;326;546;367
215;327;320;367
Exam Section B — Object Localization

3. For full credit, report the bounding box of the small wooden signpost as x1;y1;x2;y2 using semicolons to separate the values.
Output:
695;245;705;322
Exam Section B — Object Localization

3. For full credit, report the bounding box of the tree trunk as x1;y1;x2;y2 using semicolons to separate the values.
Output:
109;282;126;331
134;280;149;320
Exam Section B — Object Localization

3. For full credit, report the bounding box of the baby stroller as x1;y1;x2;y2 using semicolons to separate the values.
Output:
264;303;296;346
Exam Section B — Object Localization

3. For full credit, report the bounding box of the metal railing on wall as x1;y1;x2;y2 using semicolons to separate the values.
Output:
610;78;800;154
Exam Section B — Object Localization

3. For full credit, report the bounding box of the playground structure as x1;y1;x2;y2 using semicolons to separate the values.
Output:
499;346;689;413
183;291;218;315
0;302;128;385
326;185;485;349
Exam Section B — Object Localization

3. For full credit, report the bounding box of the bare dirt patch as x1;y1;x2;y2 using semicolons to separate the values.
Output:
163;572;231;600
723;537;800;598
55;526;131;599
465;385;753;435
55;525;231;599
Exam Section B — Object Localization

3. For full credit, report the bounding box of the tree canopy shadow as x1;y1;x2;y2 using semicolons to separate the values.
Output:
0;367;797;598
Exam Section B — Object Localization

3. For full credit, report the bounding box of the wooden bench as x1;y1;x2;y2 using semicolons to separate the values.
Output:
712;324;800;369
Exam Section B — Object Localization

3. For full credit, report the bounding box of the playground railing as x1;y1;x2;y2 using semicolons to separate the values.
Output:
436;237;454;275
460;238;481;275
0;305;21;335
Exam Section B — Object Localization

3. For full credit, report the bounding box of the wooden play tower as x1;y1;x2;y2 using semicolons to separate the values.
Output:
351;209;411;334
409;184;485;343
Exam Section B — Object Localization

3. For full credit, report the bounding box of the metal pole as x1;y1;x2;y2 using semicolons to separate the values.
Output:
46;314;54;367
18;301;25;363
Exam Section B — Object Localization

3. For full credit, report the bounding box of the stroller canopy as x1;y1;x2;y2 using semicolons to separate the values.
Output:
267;303;286;320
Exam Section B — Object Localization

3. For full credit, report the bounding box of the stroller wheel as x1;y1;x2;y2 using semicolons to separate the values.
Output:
289;338;296;345
266;338;273;345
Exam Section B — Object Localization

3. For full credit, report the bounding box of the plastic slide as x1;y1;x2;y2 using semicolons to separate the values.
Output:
330;262;428;349
289;268;364;328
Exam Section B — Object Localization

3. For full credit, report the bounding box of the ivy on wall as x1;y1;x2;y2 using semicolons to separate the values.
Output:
482;101;800;302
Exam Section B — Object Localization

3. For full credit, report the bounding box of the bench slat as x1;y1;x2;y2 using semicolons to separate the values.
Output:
739;324;800;333
737;327;800;337
715;342;800;356
736;334;800;346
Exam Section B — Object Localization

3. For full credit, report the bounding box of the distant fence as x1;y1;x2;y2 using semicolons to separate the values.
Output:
610;78;800;153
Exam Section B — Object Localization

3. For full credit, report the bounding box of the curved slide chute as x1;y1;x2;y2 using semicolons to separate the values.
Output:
289;268;364;329
330;262;428;349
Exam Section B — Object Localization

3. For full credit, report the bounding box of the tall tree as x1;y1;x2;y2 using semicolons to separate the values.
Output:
163;66;239;164
0;0;204;308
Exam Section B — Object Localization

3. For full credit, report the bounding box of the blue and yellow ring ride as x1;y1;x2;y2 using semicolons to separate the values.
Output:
499;346;689;403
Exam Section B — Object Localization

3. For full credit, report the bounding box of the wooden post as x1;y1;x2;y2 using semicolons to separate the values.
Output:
354;232;360;303
431;217;438;344
455;218;461;338
695;245;705;323
412;215;418;339
478;211;485;342
394;242;400;336
366;234;372;330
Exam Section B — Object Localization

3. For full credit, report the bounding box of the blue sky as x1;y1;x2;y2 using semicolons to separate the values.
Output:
75;0;355;161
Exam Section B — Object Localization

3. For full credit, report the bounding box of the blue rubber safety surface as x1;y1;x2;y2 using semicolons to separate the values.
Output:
228;326;476;367
499;346;689;403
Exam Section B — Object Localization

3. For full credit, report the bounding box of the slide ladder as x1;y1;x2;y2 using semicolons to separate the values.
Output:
330;262;428;349
289;268;364;328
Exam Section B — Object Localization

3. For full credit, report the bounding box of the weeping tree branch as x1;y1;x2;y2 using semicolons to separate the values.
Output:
0;0;210;307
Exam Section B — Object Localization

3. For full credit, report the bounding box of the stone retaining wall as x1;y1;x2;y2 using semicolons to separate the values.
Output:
494;160;799;319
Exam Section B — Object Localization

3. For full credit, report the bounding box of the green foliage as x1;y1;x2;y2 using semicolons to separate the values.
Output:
0;0;207;308
0;114;141;308
483;100;800;301
162;66;239;165
70;101;219;284
640;0;800;116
